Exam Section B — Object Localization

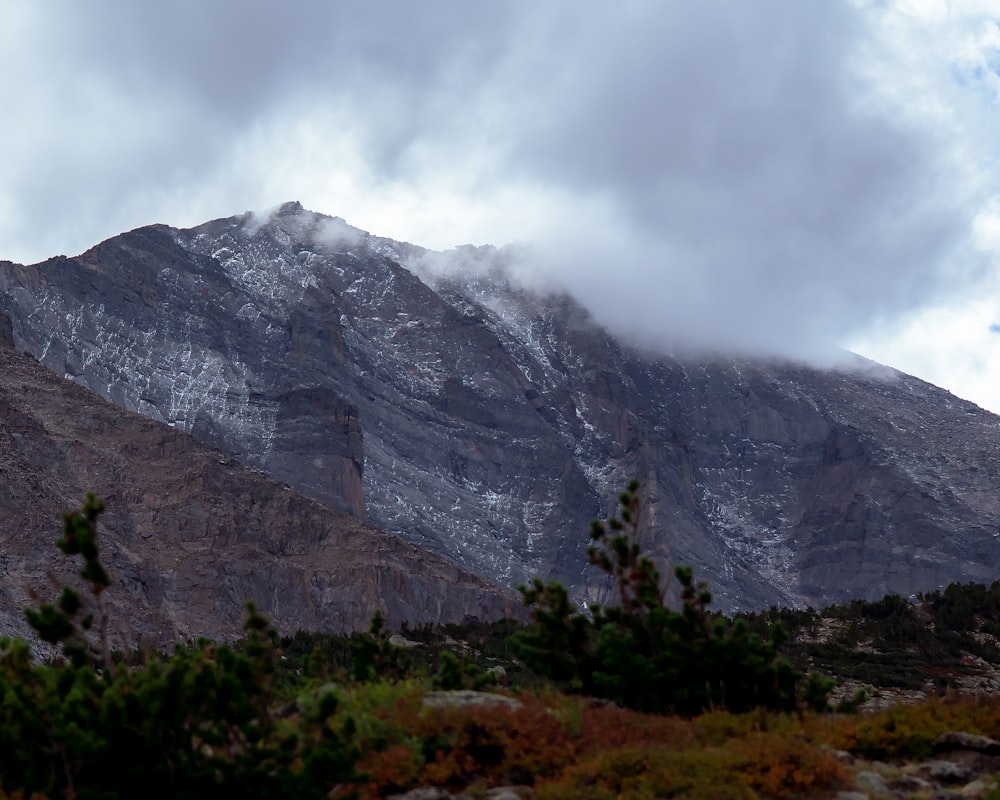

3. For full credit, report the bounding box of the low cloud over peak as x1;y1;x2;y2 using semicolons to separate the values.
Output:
2;1;999;409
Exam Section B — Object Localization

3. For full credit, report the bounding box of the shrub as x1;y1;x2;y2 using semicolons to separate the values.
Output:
349;608;412;682
24;492;112;669
848;695;1000;761
536;734;846;800
535;746;755;800
513;481;819;715
3;495;360;799
347;687;578;796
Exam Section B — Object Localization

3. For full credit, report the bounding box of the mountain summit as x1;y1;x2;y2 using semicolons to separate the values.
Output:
3;203;999;617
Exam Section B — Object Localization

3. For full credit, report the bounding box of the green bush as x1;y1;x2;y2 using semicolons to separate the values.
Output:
348;608;412;683
513;481;822;715
24;492;112;669
2;495;360;799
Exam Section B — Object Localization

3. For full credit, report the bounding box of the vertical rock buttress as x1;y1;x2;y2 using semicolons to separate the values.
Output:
0;314;14;350
267;387;366;520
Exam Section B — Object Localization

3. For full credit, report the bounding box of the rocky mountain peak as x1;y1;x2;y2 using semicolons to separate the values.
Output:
274;199;305;216
2;205;999;620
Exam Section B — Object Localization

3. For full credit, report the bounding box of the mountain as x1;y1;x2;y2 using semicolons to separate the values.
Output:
3;201;1000;615
0;340;520;647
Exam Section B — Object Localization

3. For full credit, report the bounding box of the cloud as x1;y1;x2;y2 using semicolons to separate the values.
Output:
316;216;365;251
1;1;999;402
849;292;1000;416
0;1;525;259
481;3;988;361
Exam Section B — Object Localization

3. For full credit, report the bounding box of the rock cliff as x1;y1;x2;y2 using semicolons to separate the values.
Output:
0;346;520;646
2;202;999;615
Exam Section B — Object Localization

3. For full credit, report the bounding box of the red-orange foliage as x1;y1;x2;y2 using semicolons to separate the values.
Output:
576;703;697;752
733;733;846;798
356;693;578;797
833;694;1000;761
351;690;848;799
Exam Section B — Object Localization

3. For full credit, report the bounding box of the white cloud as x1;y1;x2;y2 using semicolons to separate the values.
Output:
1;0;1000;411
849;296;1000;415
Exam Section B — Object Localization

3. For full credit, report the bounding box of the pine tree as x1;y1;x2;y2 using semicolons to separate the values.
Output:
514;481;817;715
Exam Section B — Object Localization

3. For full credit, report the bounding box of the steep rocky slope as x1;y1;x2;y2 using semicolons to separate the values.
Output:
2;202;999;613
0;343;519;647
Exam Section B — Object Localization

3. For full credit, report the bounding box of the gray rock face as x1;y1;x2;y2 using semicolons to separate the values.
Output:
0;313;13;349
0;347;521;646
3;201;1000;613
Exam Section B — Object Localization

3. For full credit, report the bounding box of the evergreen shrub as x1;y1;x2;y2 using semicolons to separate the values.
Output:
513;481;826;715
0;494;359;799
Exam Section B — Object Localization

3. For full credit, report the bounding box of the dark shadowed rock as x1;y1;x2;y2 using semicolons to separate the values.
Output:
933;732;1000;756
0;313;12;349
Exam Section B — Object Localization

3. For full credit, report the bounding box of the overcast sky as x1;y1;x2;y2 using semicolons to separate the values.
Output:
2;1;999;413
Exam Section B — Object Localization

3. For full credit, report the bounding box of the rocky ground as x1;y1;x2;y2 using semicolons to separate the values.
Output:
381;731;1000;800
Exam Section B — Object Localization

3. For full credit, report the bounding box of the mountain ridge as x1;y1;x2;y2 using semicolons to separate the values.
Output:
2;202;999;617
0;341;521;647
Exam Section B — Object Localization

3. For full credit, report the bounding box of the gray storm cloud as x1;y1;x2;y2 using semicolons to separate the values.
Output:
488;3;973;359
0;1;990;363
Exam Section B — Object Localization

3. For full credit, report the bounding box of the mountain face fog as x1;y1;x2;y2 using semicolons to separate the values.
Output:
2;2;999;408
